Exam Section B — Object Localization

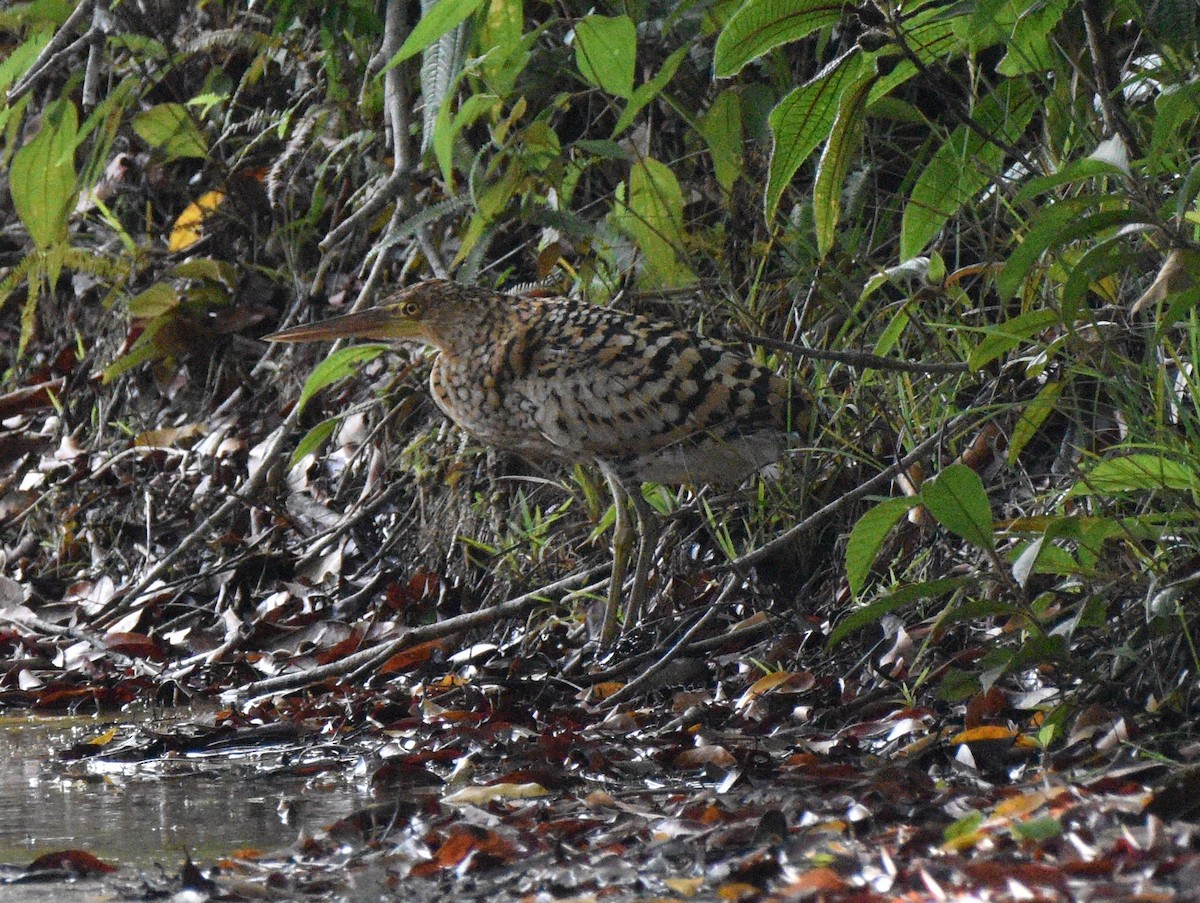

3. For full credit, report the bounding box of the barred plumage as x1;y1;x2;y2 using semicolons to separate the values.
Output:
268;279;798;646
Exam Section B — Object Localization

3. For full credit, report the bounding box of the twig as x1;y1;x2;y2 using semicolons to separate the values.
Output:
7;0;96;103
238;566;609;698
316;0;414;259
601;578;738;709
1080;0;1141;157
81;2;106;111
734;332;971;375
94;422;298;625
732;413;978;567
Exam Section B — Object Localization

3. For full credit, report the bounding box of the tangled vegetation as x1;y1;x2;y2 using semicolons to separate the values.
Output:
2;0;1200;897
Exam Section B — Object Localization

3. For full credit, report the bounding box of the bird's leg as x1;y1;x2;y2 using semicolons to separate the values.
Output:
600;468;631;647
626;484;657;631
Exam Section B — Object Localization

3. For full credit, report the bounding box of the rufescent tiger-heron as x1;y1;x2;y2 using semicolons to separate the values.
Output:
267;280;798;646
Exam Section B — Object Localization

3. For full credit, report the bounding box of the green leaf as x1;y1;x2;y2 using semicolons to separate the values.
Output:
434;92;500;186
297;344;389;414
479;0;525;95
1012;816;1062;841
901;81;1036;259
386;0;484;69
612;44;687;138
944;811;984;843
998;203;1135;301
967;308;1061;372
1013;157;1127;203
698;88;743;193
132;103;207;159
995;0;1069;76
10;99;78;250
1008;379;1064;464
574;14;636;98
846;496;918;597
829;577;970;646
1069;454;1200;495
611;157;696;288
765;48;864;220
713;0;847;77
290;417;340;470
127;283;180;319
0;29;51;96
813;73;873;257
921;464;995;551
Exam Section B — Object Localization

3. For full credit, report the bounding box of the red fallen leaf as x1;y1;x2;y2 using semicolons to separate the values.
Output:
778;865;847;894
429;824;519;870
384;570;443;612
378;638;452;674
673;744;737;769
964;860;1068;891
315;628;365;665
33;687;103;710
104;632;167;661
534;818;604;841
965;687;1009;728
492;766;571;791
0;379;65;419
327;801;418;843
27;849;117;876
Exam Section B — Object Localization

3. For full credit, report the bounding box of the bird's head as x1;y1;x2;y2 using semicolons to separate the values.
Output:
265;280;488;351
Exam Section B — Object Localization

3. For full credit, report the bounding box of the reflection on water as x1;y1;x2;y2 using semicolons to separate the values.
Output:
0;712;369;879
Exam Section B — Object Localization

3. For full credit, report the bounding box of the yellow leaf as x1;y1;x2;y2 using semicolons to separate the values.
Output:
168;191;224;252
993;790;1049;819
951;725;1016;744
664;877;705;896
86;727;119;746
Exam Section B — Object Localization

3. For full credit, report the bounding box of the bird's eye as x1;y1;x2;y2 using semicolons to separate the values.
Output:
402;302;421;317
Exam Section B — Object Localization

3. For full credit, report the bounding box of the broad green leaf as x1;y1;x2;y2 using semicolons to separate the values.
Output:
901;81;1036;259
921;464;995;551
846;496;918;597
1008;379;1064;464
814;73;873;257
765;48;864;220
169;258;238;285
297;344;389;414
290;417;341;470
1069;454;1200;495
713;0;847;77
386;0;484;69
574;14;636;98
132;103;207;159
434;92;500;186
998;204;1135;300
611;157;696;288
612;44;688;138
698;88;743;193
127;283;180;320
967;308;1061;372
1060;237;1145;320
10;99;78;250
479;0;524;94
829;577;970;646
1013;157;1127;203
995;0;1069;76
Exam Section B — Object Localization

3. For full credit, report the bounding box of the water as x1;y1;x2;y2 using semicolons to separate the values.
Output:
0;712;371;899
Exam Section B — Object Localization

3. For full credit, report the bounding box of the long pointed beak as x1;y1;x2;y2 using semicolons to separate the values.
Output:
265;307;408;344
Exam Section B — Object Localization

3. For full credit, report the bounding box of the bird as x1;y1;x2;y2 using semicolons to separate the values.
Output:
266;279;799;646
